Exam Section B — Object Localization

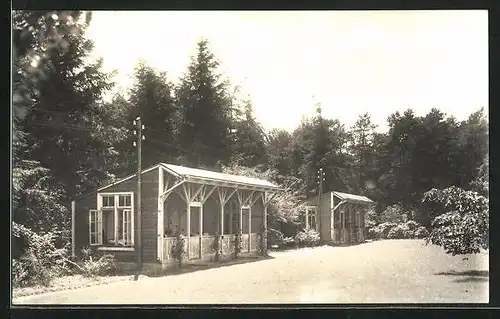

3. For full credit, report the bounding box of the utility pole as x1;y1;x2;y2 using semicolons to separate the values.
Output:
316;167;326;225
133;117;145;280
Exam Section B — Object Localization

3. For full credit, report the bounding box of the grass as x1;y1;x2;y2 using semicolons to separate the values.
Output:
12;274;132;299
12;253;272;298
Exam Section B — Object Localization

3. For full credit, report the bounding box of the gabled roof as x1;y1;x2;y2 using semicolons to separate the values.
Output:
305;190;375;206
332;191;374;204
95;162;279;193
161;163;279;190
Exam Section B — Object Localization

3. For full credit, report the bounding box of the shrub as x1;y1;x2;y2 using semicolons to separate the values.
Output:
171;233;186;268
258;226;268;256
295;228;320;247
212;233;222;262
233;230;242;259
422;186;489;255
268;228;283;248
414;226;429;239
79;247;116;277
380;205;405;224
370;222;398;240
281;236;296;248
12;223;70;287
387;224;408;239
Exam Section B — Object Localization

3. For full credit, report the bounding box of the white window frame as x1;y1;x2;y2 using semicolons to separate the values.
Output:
94;192;135;247
89;209;102;245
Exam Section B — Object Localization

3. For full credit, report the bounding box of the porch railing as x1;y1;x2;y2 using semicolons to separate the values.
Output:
162;233;258;262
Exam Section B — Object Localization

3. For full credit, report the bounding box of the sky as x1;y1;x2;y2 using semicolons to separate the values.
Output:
85;10;488;133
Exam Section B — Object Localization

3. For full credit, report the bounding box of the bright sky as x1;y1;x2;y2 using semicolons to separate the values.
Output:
86;10;488;133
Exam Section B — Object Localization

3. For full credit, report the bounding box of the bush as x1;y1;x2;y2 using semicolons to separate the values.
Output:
295;228;320;247
387;224;408;239
369;222;398;240
12;223;70;287
422;186;489;255
282;236;296;248
384;221;429;239
79;247;116;277
414;226;429;239
171;233;186;268
268;228;284;248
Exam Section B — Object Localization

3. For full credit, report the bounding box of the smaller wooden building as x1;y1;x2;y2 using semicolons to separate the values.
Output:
304;191;375;245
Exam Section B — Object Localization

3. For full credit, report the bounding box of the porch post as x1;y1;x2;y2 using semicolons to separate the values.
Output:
239;205;243;235
157;166;164;262
229;201;233;235
220;202;224;236
71;201;75;257
330;192;334;242
248;206;252;252
186;203;190;259
305;207;309;229
199;204;203;258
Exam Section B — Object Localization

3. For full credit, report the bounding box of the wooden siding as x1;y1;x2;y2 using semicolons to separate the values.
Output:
74;169;159;263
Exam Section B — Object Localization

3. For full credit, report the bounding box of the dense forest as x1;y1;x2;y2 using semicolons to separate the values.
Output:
13;11;489;267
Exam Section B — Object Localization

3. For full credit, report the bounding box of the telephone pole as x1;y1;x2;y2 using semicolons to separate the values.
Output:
316;167;325;216
133;117;145;280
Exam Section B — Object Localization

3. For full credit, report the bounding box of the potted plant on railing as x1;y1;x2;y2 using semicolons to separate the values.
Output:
212;232;222;262
171;230;186;268
233;228;242;260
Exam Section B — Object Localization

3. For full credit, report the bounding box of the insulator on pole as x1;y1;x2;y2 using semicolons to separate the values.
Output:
142;135;145;140
133;141;136;147
134;130;137;135
142;124;145;130
133;120;136;126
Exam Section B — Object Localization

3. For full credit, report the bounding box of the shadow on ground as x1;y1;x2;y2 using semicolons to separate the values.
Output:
125;255;275;279
435;270;489;283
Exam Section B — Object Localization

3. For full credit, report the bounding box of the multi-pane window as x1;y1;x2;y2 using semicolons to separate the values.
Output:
102;195;115;208
89;209;102;245
90;193;133;247
307;212;316;230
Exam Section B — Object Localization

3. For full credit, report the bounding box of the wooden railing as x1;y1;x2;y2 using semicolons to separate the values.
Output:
162;233;257;263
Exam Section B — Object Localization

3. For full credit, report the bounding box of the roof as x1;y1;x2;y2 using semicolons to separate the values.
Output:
161;163;279;190
305;190;375;206
332;191;374;204
94;162;279;193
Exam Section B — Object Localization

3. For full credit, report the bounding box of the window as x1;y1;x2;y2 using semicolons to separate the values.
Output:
307;212;316;230
91;193;134;247
102;195;115;208
89;209;102;245
118;195;131;207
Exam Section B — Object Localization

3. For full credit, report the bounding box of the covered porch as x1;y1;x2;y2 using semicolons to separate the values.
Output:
156;164;279;263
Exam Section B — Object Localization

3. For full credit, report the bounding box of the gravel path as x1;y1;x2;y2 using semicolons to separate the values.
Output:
12;240;488;304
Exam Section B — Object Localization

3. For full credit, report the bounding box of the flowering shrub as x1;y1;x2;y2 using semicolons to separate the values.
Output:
295;228;320;247
369;222;398;240
422;186;488;255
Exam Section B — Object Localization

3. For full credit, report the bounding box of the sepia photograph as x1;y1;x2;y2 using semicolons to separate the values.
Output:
12;10;489;305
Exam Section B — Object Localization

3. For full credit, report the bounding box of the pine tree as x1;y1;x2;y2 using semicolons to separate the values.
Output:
121;60;180;171
176;39;233;169
17;19;122;199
